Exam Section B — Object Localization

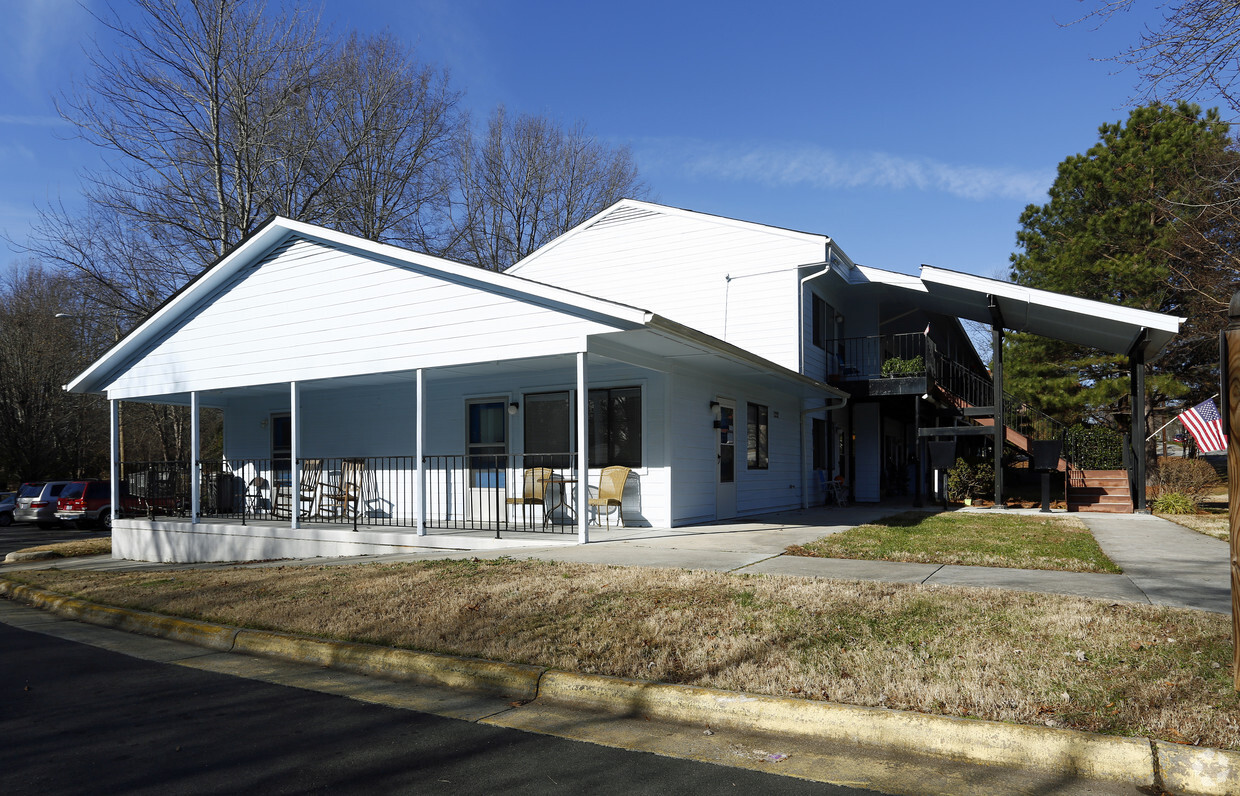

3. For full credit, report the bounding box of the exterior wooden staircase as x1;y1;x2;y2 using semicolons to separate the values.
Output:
935;386;1068;471
1066;469;1133;513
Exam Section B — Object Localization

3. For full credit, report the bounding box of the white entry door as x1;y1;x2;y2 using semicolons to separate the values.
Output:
715;398;737;520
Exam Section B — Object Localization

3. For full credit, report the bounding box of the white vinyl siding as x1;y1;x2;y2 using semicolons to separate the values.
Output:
511;208;824;372
668;373;803;524
105;237;625;398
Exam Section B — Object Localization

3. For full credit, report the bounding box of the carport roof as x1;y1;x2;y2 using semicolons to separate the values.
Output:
852;264;1184;359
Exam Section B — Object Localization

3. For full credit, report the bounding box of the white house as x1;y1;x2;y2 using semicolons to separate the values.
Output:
67;199;1182;562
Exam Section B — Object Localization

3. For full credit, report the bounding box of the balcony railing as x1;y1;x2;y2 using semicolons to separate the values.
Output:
828;333;934;382
829;333;1063;442
120;454;588;534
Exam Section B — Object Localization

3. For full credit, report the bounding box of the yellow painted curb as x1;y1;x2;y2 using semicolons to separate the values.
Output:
1155;740;1240;796
232;629;543;700
0;579;238;652
536;670;1154;787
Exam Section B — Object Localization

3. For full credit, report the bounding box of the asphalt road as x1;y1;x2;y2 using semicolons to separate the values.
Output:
0;523;104;558
0;520;109;557
0;618;880;795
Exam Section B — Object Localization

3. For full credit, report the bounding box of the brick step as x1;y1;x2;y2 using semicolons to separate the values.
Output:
1067;501;1134;513
1071;487;1132;498
1076;490;1135;500
1067;475;1129;487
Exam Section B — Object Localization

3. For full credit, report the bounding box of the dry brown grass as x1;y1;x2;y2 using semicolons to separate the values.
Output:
1158;513;1229;542
13;538;112;558
9;559;1239;750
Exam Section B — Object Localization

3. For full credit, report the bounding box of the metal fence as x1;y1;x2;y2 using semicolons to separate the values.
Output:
423;453;581;534
122;454;583;534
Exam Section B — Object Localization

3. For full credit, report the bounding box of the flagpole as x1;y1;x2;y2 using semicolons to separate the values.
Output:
1222;293;1240;691
1146;393;1218;442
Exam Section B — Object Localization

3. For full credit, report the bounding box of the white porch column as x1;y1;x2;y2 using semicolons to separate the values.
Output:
109;399;120;530
190;391;200;524
576;351;589;544
290;381;301;530
416;368;426;536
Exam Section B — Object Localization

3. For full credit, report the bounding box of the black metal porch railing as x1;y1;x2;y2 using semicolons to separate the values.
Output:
196;457;415;529
422;453;581;533
122;461;190;517
120;454;584;534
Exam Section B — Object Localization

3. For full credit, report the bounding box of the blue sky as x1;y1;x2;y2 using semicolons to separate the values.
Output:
0;0;1199;280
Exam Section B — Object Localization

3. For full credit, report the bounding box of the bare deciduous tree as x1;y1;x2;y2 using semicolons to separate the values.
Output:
25;0;462;316
452;106;647;271
1079;1;1240;113
0;263;108;484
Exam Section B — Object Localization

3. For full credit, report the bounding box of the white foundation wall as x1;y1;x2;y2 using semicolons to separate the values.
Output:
111;520;571;563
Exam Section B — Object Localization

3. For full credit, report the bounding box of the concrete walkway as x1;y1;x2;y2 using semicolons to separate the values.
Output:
4;505;1231;613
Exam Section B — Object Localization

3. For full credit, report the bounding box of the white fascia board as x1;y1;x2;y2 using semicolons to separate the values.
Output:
67;217;654;394
919;265;1184;333
852;264;928;290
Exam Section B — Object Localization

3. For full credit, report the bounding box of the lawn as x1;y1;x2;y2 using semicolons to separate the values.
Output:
785;511;1121;573
1157;512;1228;541
7;559;1236;750
9;537;112;558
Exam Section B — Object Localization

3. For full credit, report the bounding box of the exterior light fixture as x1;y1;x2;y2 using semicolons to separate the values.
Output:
508;402;520;415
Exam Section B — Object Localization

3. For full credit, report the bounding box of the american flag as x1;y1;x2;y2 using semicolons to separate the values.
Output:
1178;399;1227;453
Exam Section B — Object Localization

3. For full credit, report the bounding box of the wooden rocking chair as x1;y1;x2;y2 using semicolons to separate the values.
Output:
319;458;365;522
273;459;323;519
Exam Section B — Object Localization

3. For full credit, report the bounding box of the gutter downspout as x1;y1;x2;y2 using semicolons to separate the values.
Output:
799;244;840;509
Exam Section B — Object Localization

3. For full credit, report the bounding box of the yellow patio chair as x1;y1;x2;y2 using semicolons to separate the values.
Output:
588;466;630;529
506;467;552;527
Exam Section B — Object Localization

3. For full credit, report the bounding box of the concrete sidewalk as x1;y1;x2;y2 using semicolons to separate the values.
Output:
5;505;1230;613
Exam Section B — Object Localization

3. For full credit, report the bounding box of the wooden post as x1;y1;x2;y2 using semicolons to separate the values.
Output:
1224;292;1240;691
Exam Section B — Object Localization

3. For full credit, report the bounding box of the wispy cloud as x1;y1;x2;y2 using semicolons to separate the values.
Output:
0;114;67;127
635;139;1052;203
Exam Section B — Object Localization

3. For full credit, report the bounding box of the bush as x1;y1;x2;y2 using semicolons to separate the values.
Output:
946;457;995;502
1151;457;1219;506
1152;491;1197;515
881;355;924;377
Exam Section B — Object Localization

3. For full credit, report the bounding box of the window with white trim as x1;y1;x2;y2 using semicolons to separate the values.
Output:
747;403;768;470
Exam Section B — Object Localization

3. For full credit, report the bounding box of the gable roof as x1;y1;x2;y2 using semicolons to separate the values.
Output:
67;216;848;404
507;198;859;276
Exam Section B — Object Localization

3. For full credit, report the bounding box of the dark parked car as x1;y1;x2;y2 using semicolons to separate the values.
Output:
0;492;14;527
15;481;72;529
